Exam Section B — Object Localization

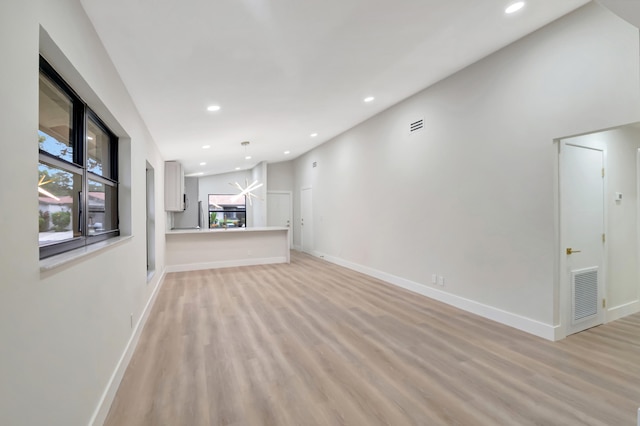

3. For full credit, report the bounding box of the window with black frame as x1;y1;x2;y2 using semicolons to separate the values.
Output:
38;56;119;259
208;194;246;228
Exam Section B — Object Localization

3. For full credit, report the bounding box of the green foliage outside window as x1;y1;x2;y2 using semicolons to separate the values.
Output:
39;210;50;232
51;211;71;232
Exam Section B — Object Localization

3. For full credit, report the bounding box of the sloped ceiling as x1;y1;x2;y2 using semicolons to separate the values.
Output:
80;0;590;175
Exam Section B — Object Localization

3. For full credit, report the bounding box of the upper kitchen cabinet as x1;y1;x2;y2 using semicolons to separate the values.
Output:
164;161;185;211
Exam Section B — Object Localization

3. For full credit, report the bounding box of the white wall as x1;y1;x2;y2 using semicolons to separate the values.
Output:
292;3;640;337
198;170;250;204
267;160;295;192
0;1;166;425
562;126;640;314
598;0;640;28
250;161;268;227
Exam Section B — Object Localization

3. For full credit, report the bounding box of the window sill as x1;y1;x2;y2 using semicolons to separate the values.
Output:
39;235;133;272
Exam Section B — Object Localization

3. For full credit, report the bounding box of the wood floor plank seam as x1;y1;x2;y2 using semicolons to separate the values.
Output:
104;252;640;426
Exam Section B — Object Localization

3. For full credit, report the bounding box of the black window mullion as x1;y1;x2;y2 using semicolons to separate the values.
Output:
87;172;117;187
40;237;87;259
73;100;85;166
110;136;118;180
79;106;88;240
87;109;118;181
38;152;84;175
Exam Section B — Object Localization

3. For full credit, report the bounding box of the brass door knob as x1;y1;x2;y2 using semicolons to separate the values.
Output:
566;248;582;255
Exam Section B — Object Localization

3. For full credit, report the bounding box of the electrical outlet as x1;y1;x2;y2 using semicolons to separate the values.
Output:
432;274;437;284
438;276;445;286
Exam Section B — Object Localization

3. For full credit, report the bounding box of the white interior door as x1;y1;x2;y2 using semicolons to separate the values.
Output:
561;142;605;336
267;191;292;246
301;187;313;253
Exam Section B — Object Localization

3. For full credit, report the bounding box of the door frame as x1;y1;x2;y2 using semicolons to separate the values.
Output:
557;138;608;339
267;190;293;246
637;148;640;307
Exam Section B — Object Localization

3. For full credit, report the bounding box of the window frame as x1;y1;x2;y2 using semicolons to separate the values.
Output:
208;194;246;228
39;56;119;259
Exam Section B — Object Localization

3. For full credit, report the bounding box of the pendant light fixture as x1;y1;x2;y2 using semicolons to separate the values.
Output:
230;141;263;206
242;140;252;160
230;179;263;206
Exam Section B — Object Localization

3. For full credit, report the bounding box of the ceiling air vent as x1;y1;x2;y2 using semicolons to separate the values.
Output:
409;119;424;134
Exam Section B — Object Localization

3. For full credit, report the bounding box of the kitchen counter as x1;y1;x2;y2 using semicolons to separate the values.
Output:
165;226;290;272
166;226;288;234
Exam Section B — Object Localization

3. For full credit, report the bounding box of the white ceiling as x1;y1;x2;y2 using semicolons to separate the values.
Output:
80;0;590;176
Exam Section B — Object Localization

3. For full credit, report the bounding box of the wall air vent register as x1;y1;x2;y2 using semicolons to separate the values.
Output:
410;118;424;134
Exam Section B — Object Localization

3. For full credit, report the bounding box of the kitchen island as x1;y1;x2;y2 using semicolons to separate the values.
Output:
165;226;290;272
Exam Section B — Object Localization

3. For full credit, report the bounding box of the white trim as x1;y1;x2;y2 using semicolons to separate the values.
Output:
606;300;640;323
552;325;564;341
315;252;558;341
165;256;288;273
39;236;133;272
89;268;167;426
300;187;313;254
637;149;640;321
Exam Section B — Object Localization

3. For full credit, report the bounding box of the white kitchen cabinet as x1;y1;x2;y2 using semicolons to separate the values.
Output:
164;161;185;211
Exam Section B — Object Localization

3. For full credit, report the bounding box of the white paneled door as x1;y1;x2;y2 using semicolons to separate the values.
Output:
560;141;605;336
267;191;292;246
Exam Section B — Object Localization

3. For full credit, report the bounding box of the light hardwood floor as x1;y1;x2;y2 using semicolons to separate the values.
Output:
104;252;640;425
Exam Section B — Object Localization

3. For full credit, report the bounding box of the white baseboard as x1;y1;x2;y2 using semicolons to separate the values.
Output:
606;300;640;323
292;245;302;251
315;252;558;341
165;256;288;273
89;268;167;426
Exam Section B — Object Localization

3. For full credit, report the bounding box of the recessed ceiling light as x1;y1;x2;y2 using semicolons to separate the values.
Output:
197;172;204;175
284;150;291;155
200;162;206;166
206;105;221;112
245;156;252;160
235;167;241;170
202;145;211;149
505;1;524;14
87;136;94;140
310;133;318;138
364;96;375;103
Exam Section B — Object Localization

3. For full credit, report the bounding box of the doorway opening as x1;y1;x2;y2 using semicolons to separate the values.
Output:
146;162;156;280
557;123;640;338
